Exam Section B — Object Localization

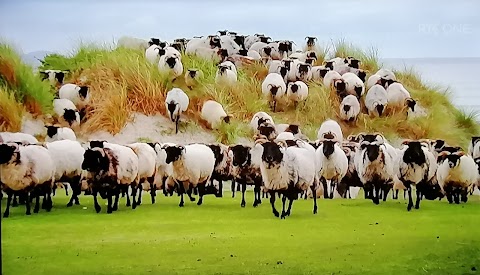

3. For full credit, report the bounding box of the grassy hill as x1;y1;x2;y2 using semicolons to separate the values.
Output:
0;40;477;147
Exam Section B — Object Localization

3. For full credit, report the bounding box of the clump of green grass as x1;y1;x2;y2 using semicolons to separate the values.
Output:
0;43;54;115
0;84;24;132
332;39;380;73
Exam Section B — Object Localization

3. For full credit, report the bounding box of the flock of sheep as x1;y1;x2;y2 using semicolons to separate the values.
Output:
1;31;479;219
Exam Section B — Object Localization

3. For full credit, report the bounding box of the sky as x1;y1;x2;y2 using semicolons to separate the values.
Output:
0;0;478;58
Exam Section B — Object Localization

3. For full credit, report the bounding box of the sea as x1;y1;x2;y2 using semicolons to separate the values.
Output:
381;57;480;117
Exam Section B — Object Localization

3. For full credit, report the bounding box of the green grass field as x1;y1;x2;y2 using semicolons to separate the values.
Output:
2;191;479;275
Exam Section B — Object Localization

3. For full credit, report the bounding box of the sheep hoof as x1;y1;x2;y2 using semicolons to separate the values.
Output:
95;205;101;213
253;202;258;208
313;207;318;214
197;200;203;206
179;202;184;207
34;208;39;214
112;205;118;211
3;213;9;218
273;210;279;217
107;210;113;214
132;203;137;210
189;197;196;202
241;202;246;208
26;211;31;215
407;204;413;211
126;202;131;207
67;202;73;207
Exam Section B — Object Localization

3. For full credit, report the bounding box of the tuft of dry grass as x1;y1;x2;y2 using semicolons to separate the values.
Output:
0;85;24;132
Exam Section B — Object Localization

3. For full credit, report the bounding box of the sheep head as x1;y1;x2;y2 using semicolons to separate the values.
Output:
164;145;185;164
0;143;20;165
260;141;284;167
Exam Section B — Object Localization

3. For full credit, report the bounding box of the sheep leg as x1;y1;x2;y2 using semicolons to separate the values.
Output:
193;187;198;195
187;188;196;201
231;180;236;198
112;188;119;211
217;180;223;198
64;183;69;196
136;185;143;206
454;188;460;204
273;101;277;112
461;188;468;203
131;183;138;209
280;194;287;219
311;184;318;214
321;177;329;199
3;191;13;218
406;186;413;211
240;181;246;207
330;181;335;199
45;187;53;212
12;194;18;207
67;176;81;207
415;184;422;209
393;190;398;200
178;181;185;207
253;185;260;207
285;196;294;217
106;189;113;214
197;184;205;206
33;193;40;213
382;184;390;201
444;185;453;204
269;191;279;217
25;192;31;215
175;117;179;134
125;185;131;207
150;181;156;204
236;181;241;192
92;189;101;213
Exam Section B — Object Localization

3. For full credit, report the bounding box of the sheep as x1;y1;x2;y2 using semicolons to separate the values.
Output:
323;70;343;89
305;57;316;66
153;142;175;196
0;132;38;144
365;84;388;117
165;88;189;134
220;35;241;56
45;125;76;142
289;52;307;62
163;143;215;207
305;36;317;50
158;53;183;79
247;50;262;60
145;45;165;64
268;60;283;74
354;134;395;204
193;47;228;63
437;151;478;204
315;139;348;199
338;142;363;198
126;143;157;205
311;66;330;81
253;139;317;218
294;63;312;82
367;69;397;89
184;69;204;90
256;121;278;141
201;100;231;129
262;73;286;112
317;119;343;142
215;65;237;85
397;140;438;211
40;70;66;85
339;95;360;122
468;137;480;159
342;72;365;98
277;40;295;59
0;143;55;217
386;82;416;113
229;144;263;206
185;36;222;54
82;144;139;213
286;81;308;107
58;83;90;111
117;36;149;50
206;144;232;198
275;124;302;138
53;98;80;128
250;112;274;133
219;60;238;76
44;140;85;207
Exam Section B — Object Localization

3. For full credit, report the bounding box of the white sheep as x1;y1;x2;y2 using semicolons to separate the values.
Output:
153;142;175;195
145;45;163;64
165;88;189;134
127;143;157;205
158;53;183;79
250;112;274;133
0;132;38;144
367;69;397;89
437;151;478;204
323;70;343;88
253;139;318;218
219;60;238;76
339;95;360;122
365;84;388;117
286;81;308;107
468;137;480;159
45;140;84;206
215;65;237;85
45;125;76;142
275;132;295;142
311;66;330;82
275;124;303;139
117;36;149;50
53;98;80;128
40;70;66;85
342;72;365;98
386;82;416;112
220;35;241;56
315;140;349;199
0;143;55;217
289;52;307;62
262;73;286;112
184;69;204;90
193;47;228;63
58;83;90;110
247;50;262;60
294;63;312;82
268;60;283;74
201;100;231;129
163;143;215;207
317;119;343;142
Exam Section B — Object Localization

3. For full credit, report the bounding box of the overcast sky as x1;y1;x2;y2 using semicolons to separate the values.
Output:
0;0;478;58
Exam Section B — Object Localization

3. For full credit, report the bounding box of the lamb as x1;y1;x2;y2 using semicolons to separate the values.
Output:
317;119;343;142
58;83;90;110
82;144;139;213
397;140;438;211
184;69;204;90
201;100;231;129
253;139;317;218
354;134;395;204
45;125;76;142
163;144;215;207
0;132;38;144
339;95;360;122
126;143;157;205
229;144;263;207
365;84;388;117
386;82;417;113
165;88;189;134
117;36;149;50
158;53;183;79
286;81;308;107
0;143;55;217
315;139;348;199
342;72;365;98
215;64;237;85
53;98;81;128
468;137;480;159
250;112;274;133
436;151;478;204
262;73;286;112
44;140;85;207
40;70;66;85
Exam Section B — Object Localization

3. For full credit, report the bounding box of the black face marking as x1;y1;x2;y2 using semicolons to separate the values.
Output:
220;49;229;58
89;140;106;148
325;61;334;70
78;86;88;100
207;144;223;167
349;59;360;69
403;141;426;166
343;104;351;112
279;66;288;78
0;144;15;164
354;86;362;97
46;125;59;138
305;58;315;65
319;69;328;78
210;37;222;48
335;81;346;93
259;124;275;137
158;48;166;56
233;36;245;49
63;109;77;126
263;47;272;56
164;146;184;164
366;144;380;162
40;72;49;80
406;99;416;112
167;102;177;122
223;116;231;123
230;145;250;167
150;38;160;46
239;49;248;56
261;142;283;166
82;149;109;172
307;52;317;59
306;37;316;46
278;42;289;53
259;36;270;43
322;140;336;157
287;125;299;135
166;57;177;68
360;134;377;143
376;104;384;116
471;137;480;146
257;117;268;128
357;71;366;82
171;43;182;51
282;60;292;70
434;140;446;150
188;70;197;78
445;154;461;168
290;84;299;93
270;86;279;96
159;42;167;48
298;64;310;74
55;72;65;83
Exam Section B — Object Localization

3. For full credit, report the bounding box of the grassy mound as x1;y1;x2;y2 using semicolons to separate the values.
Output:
0;43;54;131
30;40;479;146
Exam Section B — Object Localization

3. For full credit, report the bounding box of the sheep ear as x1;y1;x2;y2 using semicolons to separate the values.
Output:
342;147;351;155
276;140;287;148
356;132;366;141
